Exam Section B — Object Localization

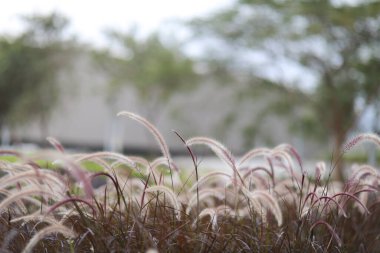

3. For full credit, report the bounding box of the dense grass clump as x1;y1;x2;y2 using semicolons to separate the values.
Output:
0;112;380;252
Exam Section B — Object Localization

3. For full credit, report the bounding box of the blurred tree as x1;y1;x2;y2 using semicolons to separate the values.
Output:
190;0;380;180
94;31;199;121
0;12;74;141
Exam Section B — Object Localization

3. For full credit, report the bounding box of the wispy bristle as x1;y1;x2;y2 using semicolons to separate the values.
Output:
31;152;94;199
63;160;94;199
0;188;59;211
315;161;326;180
117;111;171;161
343;133;380;153
309;220;342;247
192;208;218;231
186;189;225;215
332;192;370;215
350;165;379;181
126;156;150;173
22;224;75;253
271;150;297;178
241;187;266;220
0;170;67;193
186;137;235;171
46;137;65;153
275;144;303;172
186;137;245;186
11;214;61;226
145;185;181;220
241;187;283;226
146;249;158;253
238;148;271;167
76;151;136;168
189;171;232;192
151;156;179;172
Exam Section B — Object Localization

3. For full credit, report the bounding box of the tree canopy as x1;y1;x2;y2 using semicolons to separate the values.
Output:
190;0;380;180
95;31;199;117
0;12;74;137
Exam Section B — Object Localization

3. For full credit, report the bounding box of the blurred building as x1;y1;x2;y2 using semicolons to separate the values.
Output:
12;51;320;157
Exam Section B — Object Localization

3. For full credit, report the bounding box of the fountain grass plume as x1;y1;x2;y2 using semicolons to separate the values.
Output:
186;189;226;215
0;188;60;211
243;171;271;190
271;149;300;180
186;137;235;170
46;137;65;153
75;151;137;168
309;220;342;248
46;197;97;217
315;161;326;180
318;196;348;218
145;185;181;220
330;192;370;215
241;166;273;189
0;170;67;193
188;171;232;192
151;156;179;172
10;213;61;225
118;111;176;190
21;224;75;253
53;159;94;199
238;147;272;167
117;111;172;162
241;187;283;226
240;187;267;221
343;133;380;152
240;166;273;179
31;151;95;199
186;136;245;186
274;143;304;173
350;164;379;181
192;208;218;231
118;156;150;173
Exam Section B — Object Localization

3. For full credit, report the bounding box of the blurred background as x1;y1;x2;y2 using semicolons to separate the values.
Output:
0;0;379;178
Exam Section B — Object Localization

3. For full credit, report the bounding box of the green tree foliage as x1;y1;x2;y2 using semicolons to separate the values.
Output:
0;12;74;136
95;31;199;117
190;0;380;180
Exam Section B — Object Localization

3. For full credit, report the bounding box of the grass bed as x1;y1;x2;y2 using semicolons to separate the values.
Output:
0;112;380;253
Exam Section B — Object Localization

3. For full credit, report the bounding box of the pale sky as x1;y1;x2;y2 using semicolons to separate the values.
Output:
0;0;318;90
0;0;231;46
